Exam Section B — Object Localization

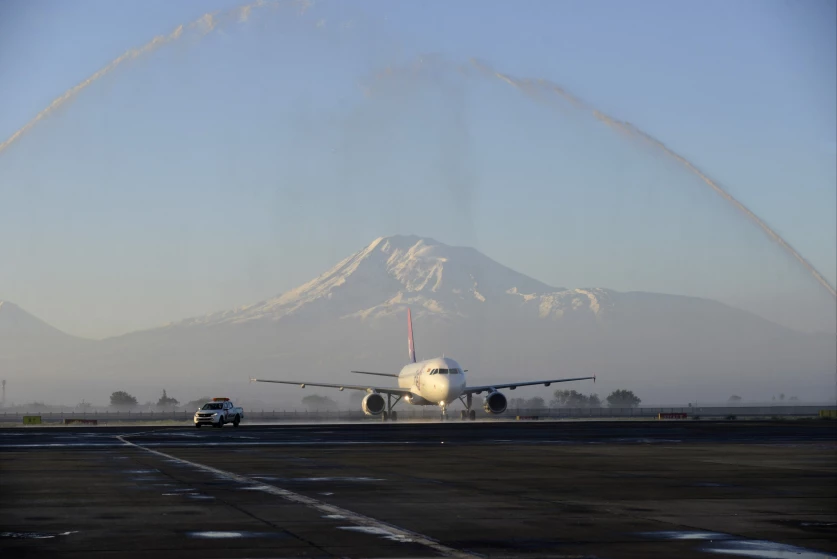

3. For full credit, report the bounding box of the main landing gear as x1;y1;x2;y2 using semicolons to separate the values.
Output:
457;394;477;421
382;394;401;422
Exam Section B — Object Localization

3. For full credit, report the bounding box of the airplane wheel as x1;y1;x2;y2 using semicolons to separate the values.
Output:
469;410;476;421
390;411;398;422
460;410;467;420
381;411;389;422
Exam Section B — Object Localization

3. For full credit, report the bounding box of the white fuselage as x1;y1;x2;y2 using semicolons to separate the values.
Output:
396;357;466;406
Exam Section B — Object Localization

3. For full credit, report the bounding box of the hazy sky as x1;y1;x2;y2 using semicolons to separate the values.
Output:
1;0;835;338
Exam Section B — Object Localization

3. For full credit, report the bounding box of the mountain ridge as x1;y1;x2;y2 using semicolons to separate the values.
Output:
1;235;810;338
1;236;834;404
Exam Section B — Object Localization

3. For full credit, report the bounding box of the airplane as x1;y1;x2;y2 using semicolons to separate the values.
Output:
250;308;596;421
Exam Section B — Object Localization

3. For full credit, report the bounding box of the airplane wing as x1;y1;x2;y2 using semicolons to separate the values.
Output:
350;370;399;378
249;378;411;396
463;375;596;395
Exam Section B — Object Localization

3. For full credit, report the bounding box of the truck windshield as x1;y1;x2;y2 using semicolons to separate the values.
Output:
201;403;223;410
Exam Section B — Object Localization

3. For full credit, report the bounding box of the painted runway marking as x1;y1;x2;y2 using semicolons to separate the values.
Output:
117;434;478;559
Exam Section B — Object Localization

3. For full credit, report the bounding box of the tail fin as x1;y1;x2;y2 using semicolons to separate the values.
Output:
407;308;416;363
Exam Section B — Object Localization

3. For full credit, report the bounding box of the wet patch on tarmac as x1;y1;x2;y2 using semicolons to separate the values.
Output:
0;531;77;539
185;530;289;539
641;530;732;541
249;475;385;482
610;437;683;444
702;539;837;558
448;538;567;551
770;520;837;534
641;531;836;559
186;494;215;500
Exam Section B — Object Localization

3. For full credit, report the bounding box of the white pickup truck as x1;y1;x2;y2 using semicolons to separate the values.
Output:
194;398;244;428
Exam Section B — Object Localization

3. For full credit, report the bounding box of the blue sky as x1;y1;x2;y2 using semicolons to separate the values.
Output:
1;0;835;337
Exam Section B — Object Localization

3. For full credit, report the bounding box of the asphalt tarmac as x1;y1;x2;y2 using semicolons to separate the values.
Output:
1;420;836;558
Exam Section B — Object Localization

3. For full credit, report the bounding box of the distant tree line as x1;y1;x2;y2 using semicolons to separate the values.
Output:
500;390;643;409
302;394;338;410
107;390;198;409
509;397;546;409
728;394;799;404
547;389;641;408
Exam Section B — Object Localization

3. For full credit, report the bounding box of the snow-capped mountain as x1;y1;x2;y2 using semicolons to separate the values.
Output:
169;235;614;328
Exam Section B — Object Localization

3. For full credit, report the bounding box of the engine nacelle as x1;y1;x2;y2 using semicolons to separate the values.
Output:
362;393;386;416
483;391;507;414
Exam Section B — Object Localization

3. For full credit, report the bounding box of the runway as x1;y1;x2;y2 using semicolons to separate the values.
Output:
2;421;836;558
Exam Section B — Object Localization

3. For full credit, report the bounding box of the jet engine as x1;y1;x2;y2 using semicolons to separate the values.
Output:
361;393;386;416
483;391;507;414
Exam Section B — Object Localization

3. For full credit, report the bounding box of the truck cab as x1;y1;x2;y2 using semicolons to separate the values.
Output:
194;398;243;428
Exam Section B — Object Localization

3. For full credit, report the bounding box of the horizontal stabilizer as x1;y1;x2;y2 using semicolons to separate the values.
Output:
350;370;399;378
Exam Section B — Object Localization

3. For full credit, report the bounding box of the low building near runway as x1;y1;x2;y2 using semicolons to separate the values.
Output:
658;413;688;420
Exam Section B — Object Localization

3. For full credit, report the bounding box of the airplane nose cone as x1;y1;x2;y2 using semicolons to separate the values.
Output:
434;376;450;396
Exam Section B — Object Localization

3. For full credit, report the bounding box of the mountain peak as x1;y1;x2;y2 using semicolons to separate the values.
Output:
174;235;569;327
0;300;27;322
0;300;79;341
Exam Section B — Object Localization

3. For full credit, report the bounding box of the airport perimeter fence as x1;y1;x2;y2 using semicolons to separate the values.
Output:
3;404;835;424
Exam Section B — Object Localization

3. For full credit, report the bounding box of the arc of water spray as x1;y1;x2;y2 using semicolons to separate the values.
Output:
2;3;833;299
0;0;314;156
367;57;836;299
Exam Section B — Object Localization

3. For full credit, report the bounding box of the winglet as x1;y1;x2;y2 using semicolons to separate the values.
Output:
407;308;416;363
